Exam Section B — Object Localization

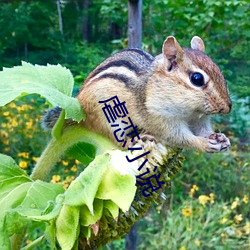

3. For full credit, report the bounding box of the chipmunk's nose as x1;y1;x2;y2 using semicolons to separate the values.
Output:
219;101;232;114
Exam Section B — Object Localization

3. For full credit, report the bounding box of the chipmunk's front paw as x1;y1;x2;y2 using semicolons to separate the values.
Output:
206;133;230;152
128;132;156;149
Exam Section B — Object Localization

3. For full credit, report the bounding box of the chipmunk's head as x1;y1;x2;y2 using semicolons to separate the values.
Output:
150;36;232;117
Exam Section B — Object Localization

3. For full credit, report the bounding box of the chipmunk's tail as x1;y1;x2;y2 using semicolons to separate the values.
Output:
41;106;62;130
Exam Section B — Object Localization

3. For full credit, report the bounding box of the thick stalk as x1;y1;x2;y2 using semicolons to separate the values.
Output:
30;126;118;181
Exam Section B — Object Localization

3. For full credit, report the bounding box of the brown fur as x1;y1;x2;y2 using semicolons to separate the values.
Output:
77;36;231;152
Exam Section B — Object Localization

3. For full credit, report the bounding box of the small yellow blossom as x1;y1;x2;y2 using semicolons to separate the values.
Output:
63;182;69;189
75;159;81;165
220;217;228;224
236;229;242;237
19;161;28;169
221;162;228;167
189;184;199;197
179;247;186;250
231;197;240;209
221;232;227;238
51;175;61;183
243;195;248;204
32;157;39;162
198;195;210;206
194;238;201;247
234;214;243;224
18;152;30;159
244;221;250;234
66;176;75;182
3;111;9;116
26;121;33;129
232;150;237;156
9;103;16;108
209;193;215;204
70;165;77;172
11;120;18;127
62;160;69;166
182;207;192;217
0;130;8;138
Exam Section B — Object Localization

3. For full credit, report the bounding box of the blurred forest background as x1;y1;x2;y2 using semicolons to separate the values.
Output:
0;0;249;249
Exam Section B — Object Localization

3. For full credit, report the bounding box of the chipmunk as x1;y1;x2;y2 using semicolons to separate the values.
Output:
44;36;232;153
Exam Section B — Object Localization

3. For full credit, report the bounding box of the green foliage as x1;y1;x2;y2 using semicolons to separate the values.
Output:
138;197;249;249
0;62;84;121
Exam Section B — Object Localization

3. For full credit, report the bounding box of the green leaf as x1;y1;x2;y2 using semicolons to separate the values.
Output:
20;181;64;213
64;153;111;213
96;166;136;212
0;154;30;181
65;142;96;166
79;199;103;226
0;176;32;201
0;62;85;122
103;200;119;219
56;205;80;250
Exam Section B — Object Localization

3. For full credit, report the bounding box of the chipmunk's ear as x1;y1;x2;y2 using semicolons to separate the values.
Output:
191;36;205;52
162;36;184;63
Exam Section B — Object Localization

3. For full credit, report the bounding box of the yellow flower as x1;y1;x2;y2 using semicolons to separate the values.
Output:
221;232;227;238
194;238;201;247
9;102;16;108
220;217;228;224
189;184;199;197
179;247;186;250
182;207;192;217
66;176;75;182
3;111;9;116
244;221;250;234
18;152;30;159
32;157;39;162
75;159;81;165
51;175;61;183
198;195;210;206
62;160;69;166
26;121;33;129
0;130;8;138
63;182;69;189
231;198;239;209
209;193;215;204
243;195;248;204
221;162;228;167
11;119;18;127
234;214;243;224
232;150;237;156
19;161;28;169
236;229;242;237
71;165;77;172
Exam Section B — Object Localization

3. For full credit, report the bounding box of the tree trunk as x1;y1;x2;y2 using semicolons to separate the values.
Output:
128;0;142;49
56;0;63;36
82;0;89;41
125;223;137;250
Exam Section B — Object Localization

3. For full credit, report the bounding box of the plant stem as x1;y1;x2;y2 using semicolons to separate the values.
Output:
30;126;118;181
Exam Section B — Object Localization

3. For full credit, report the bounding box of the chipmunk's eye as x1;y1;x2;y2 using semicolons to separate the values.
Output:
190;72;204;87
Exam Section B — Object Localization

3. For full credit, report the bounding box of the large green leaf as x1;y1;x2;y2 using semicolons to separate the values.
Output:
0;62;85;122
56;205;80;250
0;154;65;248
64;153;110;213
96;166;136;212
